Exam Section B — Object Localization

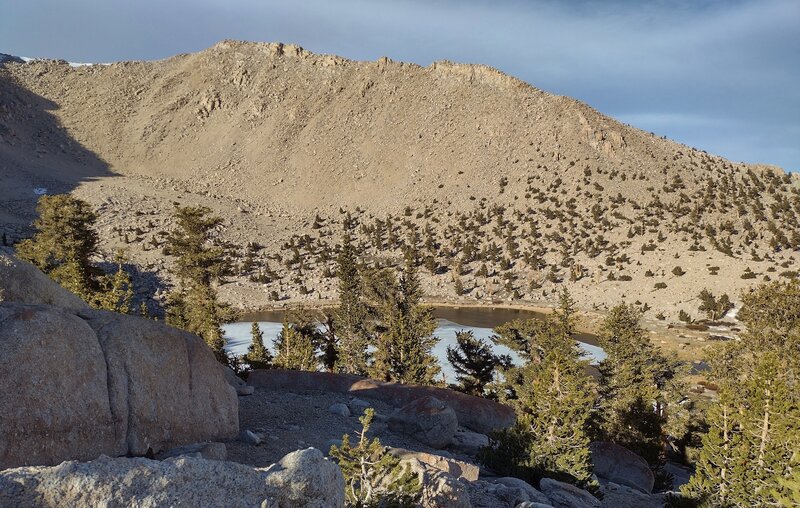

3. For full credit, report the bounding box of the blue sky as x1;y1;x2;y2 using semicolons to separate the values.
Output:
2;0;798;171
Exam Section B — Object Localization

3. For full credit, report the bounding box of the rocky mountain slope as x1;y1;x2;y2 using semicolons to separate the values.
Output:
1;40;798;318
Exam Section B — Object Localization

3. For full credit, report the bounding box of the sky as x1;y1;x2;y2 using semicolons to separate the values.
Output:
2;0;798;172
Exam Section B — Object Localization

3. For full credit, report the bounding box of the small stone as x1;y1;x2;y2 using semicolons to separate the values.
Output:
328;403;351;417
241;430;261;445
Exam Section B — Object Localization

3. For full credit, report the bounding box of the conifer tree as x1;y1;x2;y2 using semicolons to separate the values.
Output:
165;206;232;361
17;194;136;313
93;251;135;313
683;280;800;505
17;194;99;300
595;303;684;476
334;233;370;375
482;291;596;488
370;251;440;385
273;320;318;371
246;322;272;369
329;408;421;507
446;330;509;396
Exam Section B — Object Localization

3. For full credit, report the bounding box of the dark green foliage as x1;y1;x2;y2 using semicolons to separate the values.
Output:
329;408;422;507
165;206;232;360
697;289;734;320
595;304;685;483
370;252;440;385
17;194;99;298
683;280;800;505
273;320;318;371
335;233;370;375
482;290;596;488
446;330;509;396
17;194;135;313
246;322;272;369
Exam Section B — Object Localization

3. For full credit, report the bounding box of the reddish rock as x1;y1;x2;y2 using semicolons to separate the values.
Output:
248;369;515;433
391;448;480;481
388;397;458;448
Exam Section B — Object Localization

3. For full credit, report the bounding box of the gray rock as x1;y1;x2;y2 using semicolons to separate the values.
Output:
392;448;480;481
590;442;654;494
241;430;262;445
492;477;550;505
451;429;490;453
415;467;472;508
348;397;371;414
389;396;458;449
0;295;238;468
156;442;227;461
516;503;554;508
600;482;666;508
0;250;87;310
539;478;601;508
328;403;351;417
264;448;346;507
0;448;344;507
223;366;255;396
465;479;535;508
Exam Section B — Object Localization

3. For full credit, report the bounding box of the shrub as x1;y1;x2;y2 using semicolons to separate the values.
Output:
330;408;421;507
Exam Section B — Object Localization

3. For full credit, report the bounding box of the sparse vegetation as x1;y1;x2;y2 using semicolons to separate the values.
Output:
329;408;421;507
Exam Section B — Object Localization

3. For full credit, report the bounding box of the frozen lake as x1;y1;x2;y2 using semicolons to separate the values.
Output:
223;306;606;384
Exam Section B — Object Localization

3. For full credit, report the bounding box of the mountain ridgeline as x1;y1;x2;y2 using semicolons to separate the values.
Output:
1;40;798;315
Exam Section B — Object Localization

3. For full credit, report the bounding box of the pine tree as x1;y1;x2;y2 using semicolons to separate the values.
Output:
329;408;421;507
482;293;596;488
370;252;440;385
334;233;370;375
684;281;800;505
246;322;272;369
17;194;98;300
698;289;734;321
446;330;508;396
17;194;138;312
595;303;684;476
165;206;232;361
93;251;134;313
273;321;318;371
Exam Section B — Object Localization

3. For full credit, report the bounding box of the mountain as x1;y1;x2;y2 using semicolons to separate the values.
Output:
1;40;798;319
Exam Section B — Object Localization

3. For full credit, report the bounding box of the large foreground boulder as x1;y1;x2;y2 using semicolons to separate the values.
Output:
0;448;344;507
0;301;239;469
589;441;654;494
248;369;515;433
0;250;87;310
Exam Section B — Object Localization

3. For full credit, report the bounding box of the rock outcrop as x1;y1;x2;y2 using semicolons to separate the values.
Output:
0;448;344;508
539;478;602;508
388;396;459;449
0;250;87;310
590;441;654;494
248;369;515;433
0;253;239;469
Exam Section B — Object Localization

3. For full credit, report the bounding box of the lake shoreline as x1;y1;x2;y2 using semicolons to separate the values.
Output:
234;297;604;339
